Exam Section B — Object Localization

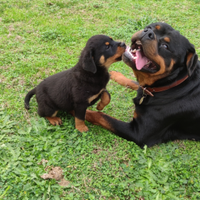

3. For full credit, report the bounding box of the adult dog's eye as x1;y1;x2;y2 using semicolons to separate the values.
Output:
161;44;168;49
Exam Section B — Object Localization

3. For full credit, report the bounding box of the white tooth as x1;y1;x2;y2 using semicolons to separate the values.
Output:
133;56;137;59
136;40;142;45
133;49;136;53
137;49;141;51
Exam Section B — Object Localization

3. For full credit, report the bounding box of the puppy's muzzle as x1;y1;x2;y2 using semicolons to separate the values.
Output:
119;42;126;48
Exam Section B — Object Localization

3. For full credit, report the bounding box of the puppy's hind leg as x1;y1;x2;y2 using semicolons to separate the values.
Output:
45;111;62;126
38;103;62;126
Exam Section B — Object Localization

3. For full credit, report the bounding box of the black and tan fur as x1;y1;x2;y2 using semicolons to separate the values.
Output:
25;35;126;132
86;23;200;147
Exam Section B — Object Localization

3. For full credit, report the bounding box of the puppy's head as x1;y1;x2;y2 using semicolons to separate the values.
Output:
81;35;126;74
123;22;198;86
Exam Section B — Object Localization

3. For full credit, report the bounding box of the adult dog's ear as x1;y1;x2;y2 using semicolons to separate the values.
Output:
186;45;198;76
82;48;97;74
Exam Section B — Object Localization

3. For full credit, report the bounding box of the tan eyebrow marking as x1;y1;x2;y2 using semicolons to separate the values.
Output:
155;25;161;30
105;42;110;45
164;37;170;43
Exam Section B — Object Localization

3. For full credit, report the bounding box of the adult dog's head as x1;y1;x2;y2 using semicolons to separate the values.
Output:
122;22;198;86
81;35;126;74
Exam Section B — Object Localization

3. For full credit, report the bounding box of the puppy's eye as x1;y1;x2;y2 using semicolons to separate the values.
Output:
161;44;168;49
106;45;110;49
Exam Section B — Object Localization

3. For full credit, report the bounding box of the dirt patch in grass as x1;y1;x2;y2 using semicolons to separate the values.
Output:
41;166;70;187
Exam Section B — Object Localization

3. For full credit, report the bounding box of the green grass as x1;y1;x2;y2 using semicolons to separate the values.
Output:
1;0;200;199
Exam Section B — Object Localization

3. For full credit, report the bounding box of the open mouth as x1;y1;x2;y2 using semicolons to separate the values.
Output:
125;40;158;73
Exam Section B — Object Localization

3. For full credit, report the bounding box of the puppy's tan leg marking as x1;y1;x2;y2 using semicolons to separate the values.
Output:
46;116;62;126
75;117;89;132
45;111;62;125
110;71;139;90
96;90;110;110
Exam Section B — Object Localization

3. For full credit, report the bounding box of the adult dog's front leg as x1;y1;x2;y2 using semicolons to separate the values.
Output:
85;110;141;145
86;110;114;130
110;71;139;90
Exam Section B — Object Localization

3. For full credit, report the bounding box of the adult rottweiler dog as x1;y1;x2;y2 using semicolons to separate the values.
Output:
86;22;200;148
24;35;126;132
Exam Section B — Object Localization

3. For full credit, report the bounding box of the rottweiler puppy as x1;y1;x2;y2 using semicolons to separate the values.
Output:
25;35;126;132
85;22;200;147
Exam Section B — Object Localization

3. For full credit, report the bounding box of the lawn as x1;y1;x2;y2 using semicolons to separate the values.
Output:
1;0;200;199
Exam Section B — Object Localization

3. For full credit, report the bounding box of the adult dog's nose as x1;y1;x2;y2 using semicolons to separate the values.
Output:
143;28;155;40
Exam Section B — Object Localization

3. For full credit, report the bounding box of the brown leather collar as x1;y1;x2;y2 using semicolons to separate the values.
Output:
140;75;189;97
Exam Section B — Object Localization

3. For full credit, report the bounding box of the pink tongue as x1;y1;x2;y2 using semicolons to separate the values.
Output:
135;50;149;70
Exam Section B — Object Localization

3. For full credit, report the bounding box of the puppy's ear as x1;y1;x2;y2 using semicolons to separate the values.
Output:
186;45;198;76
82;48;97;74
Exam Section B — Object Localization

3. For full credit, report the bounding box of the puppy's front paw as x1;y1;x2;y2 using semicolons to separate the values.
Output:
75;117;89;132
96;101;104;110
76;125;89;132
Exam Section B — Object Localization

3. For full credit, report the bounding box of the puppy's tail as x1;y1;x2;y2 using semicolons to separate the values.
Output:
24;88;36;110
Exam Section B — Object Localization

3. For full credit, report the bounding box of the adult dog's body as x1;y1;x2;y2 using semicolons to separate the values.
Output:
86;22;200;148
25;35;125;132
